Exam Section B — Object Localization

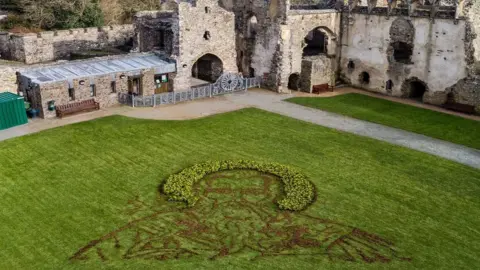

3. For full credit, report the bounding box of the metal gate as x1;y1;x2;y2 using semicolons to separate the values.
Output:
119;73;261;107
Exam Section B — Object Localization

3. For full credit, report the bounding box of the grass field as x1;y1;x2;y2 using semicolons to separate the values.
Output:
0;108;480;269
286;93;480;149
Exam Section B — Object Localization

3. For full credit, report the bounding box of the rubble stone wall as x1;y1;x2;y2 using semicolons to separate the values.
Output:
300;55;335;92
173;0;238;90
0;25;135;64
279;10;341;92
340;13;468;105
23;71;134;118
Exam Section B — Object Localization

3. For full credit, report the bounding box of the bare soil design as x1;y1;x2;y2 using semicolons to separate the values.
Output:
71;170;410;263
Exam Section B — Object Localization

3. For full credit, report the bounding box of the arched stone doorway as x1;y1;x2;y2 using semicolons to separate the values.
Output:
288;73;301;90
359;72;370;85
385;79;394;94
192;54;224;83
402;78;428;101
303;28;328;57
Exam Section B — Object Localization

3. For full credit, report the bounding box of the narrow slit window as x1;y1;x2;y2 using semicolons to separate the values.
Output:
203;31;211;40
90;85;96;97
68;88;75;101
111;81;116;93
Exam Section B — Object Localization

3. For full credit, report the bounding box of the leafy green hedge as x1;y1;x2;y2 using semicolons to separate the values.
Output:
162;160;316;211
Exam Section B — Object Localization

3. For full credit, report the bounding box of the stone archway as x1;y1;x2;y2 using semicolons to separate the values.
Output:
192;54;224;83
402;77;428;101
303;28;328;57
288;73;301;90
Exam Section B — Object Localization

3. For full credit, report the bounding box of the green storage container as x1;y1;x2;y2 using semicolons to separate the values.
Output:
0;92;28;130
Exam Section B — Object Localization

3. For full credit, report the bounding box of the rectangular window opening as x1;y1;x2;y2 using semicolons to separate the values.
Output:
90;85;96;97
68;88;75;101
111;81;116;93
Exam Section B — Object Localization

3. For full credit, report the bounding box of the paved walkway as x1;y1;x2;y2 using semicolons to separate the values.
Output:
1;89;479;169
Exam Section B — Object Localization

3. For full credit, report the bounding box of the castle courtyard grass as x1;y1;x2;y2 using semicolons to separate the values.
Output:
286;93;480;149
0;108;480;269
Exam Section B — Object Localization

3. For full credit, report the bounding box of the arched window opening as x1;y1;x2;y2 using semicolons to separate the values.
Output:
392;41;413;64
247;16;258;38
359;72;370;84
386;80;394;91
347;60;355;70
303;28;328;57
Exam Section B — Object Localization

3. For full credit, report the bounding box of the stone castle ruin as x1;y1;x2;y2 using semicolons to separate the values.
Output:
11;0;480;117
0;25;135;64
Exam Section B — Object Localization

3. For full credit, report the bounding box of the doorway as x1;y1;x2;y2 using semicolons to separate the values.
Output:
154;74;169;94
128;76;143;96
192;54;223;83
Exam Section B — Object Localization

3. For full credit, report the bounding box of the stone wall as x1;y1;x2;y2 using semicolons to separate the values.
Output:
465;0;480;65
279;10;341;93
0;64;22;93
140;69;156;96
0;25;135;64
173;0;238;90
21;71;135;118
134;11;179;56
340;13;468;104
230;0;288;90
300;55;335;92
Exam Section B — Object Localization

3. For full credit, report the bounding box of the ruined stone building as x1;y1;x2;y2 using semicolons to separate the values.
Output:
130;0;480;111
14;0;480;117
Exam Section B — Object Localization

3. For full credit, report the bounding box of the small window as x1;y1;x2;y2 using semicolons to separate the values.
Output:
68;88;75;101
347;60;355;70
90;85;96;97
111;81;116;93
205;7;210;13
359;72;370;84
155;74;168;88
386;80;394;91
203;31;211;40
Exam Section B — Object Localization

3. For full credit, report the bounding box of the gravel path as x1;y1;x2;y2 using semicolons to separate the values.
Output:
225;90;480;169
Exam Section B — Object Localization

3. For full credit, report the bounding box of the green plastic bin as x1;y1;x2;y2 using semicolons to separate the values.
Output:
0;92;28;130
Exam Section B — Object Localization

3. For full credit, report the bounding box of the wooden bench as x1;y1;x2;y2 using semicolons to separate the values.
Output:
312;84;334;94
56;99;100;118
444;101;476;115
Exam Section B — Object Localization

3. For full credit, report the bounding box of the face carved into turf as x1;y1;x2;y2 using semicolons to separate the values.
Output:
71;170;411;263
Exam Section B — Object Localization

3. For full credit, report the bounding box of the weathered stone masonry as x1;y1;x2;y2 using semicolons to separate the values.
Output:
0;25;134;64
135;0;237;90
12;0;480;116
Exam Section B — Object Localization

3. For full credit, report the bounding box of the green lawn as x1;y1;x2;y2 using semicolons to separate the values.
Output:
286;93;480;149
0;108;480;269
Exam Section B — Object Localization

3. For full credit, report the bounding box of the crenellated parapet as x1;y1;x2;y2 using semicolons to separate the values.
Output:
0;25;135;64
